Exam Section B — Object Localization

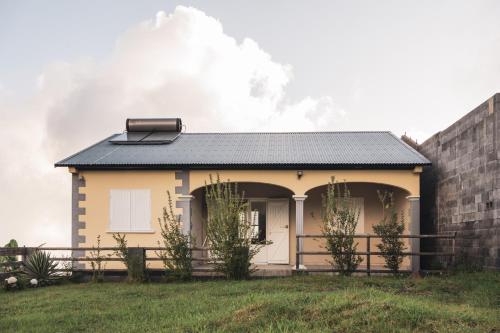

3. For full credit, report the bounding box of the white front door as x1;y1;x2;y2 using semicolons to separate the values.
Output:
266;199;289;264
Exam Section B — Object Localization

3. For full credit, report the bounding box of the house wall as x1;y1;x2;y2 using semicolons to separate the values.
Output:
76;170;179;269
419;93;500;270
73;168;420;269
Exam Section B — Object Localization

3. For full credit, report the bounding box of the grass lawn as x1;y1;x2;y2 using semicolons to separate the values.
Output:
1;272;499;333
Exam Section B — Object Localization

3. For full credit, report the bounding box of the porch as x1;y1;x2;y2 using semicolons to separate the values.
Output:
184;180;422;273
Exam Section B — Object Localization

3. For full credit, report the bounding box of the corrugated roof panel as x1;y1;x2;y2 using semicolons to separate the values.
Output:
55;132;430;168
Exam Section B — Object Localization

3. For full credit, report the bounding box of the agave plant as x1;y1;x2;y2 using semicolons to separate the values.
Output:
22;250;60;285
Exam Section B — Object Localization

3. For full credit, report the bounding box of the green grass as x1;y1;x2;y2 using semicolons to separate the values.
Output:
1;272;499;332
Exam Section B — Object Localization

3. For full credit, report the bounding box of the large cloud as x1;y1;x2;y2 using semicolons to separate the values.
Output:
0;6;343;246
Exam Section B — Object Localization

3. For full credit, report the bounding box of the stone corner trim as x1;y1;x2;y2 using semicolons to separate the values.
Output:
72;174;86;269
175;170;189;195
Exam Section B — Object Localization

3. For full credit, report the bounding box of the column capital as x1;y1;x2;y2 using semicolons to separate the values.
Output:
406;195;420;201
292;195;308;201
178;194;195;201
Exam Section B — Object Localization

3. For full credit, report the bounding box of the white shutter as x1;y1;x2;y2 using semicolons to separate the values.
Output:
130;189;151;231
110;190;131;231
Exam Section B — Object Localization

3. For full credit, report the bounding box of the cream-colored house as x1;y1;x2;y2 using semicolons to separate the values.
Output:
56;118;430;272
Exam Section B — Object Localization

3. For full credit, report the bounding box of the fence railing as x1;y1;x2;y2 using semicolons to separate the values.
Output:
1;233;458;277
296;233;457;275
0;246;213;278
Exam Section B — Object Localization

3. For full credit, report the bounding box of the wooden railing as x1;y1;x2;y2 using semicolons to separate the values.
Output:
0;246;212;277
295;233;457;275
1;233;458;277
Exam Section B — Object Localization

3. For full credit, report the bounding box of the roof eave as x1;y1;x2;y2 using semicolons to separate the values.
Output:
54;162;431;170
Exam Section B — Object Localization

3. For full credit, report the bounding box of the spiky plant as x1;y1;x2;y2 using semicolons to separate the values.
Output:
21;250;60;285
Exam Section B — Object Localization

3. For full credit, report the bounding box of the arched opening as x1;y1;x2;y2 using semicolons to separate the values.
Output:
190;182;295;265
302;182;412;269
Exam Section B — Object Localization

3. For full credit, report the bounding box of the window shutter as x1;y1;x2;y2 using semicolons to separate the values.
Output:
130;189;151;231
110;190;131;231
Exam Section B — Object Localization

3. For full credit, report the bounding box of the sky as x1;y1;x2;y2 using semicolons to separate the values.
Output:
0;1;499;246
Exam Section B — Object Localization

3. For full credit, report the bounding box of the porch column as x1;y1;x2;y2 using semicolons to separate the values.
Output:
407;196;420;275
177;195;194;237
293;195;307;269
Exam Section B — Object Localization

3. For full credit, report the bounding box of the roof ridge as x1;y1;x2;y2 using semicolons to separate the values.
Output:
181;131;392;135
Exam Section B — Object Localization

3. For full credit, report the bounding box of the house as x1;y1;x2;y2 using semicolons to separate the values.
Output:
55;118;430;273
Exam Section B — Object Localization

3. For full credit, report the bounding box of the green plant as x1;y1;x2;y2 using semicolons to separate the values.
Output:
372;191;406;275
112;233;145;282
2;275;26;291
0;239;19;273
321;177;362;276
205;174;264;279
87;235;108;283
112;233;129;270
21;250;60;286
156;191;192;281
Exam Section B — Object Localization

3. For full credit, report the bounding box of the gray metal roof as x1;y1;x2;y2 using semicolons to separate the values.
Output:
55;131;430;169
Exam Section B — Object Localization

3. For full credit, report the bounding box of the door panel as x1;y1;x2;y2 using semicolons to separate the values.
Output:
266;200;289;264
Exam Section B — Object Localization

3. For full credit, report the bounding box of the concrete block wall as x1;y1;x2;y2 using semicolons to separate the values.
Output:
418;93;500;270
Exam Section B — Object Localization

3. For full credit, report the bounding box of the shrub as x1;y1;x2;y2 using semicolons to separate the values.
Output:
21;250;60;286
87;235;108;283
0;239;19;273
372;191;406;275
112;233;146;282
205;174;264;279
2;275;26;291
321;177;362;276
156;191;192;281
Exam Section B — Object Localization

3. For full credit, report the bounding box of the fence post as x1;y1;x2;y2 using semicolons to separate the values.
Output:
21;246;27;264
366;235;371;276
451;232;457;266
295;235;300;271
127;247;146;281
21;246;34;265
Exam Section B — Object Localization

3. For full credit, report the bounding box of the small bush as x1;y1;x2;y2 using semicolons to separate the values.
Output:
0;239;19;273
2;275;26;291
321;177;363;276
372;191;406;275
87;235;108;283
156;191;192;281
112;233;146;282
205;174;264;280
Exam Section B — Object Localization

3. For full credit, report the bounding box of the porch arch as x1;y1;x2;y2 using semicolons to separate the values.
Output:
304;181;412;198
188;169;420;197
189;181;295;197
189;181;295;264
300;182;414;269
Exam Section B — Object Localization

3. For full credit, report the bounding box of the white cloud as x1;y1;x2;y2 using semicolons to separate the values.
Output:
0;6;343;246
